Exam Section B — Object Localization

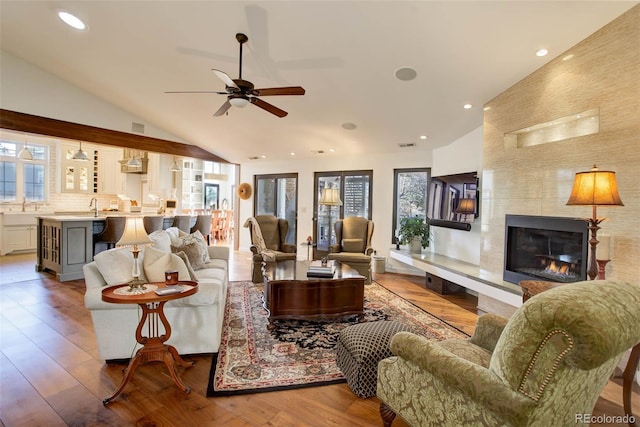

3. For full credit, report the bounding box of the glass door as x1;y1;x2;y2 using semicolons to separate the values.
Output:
314;170;372;256
254;173;298;245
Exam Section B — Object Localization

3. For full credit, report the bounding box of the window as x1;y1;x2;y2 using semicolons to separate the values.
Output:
314;170;373;251
393;168;430;243
0;139;48;202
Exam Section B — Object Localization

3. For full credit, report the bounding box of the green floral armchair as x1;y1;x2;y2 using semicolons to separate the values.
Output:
377;280;640;426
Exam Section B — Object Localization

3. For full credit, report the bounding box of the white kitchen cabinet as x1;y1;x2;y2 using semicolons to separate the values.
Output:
58;143;97;194
181;158;204;212
144;152;175;203
97;147;125;194
0;212;52;255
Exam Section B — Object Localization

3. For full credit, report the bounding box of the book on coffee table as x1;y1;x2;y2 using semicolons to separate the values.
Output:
306;265;335;278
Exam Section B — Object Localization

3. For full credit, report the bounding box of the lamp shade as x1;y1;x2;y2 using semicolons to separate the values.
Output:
455;198;475;214
566;165;624;206
319;187;342;206
117;217;153;247
72;142;89;161
18;147;34;160
229;96;250;108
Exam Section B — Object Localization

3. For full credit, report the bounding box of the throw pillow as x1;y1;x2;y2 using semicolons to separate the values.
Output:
171;229;210;266
342;238;364;253
171;241;206;270
142;246;190;283
148;230;171;253
173;251;198;281
93;247;147;286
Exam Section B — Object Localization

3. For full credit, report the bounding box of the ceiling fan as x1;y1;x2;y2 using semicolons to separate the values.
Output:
166;33;305;118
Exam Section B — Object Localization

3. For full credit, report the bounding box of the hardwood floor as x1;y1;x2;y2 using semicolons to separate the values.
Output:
0;250;637;426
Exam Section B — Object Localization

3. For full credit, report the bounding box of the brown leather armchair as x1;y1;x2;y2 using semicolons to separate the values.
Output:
245;215;297;283
328;216;374;284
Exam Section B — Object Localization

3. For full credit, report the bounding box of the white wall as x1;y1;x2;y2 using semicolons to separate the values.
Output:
430;126;483;265
0;51;186;143
238;149;434;264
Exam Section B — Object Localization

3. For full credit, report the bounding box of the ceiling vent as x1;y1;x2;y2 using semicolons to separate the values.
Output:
131;122;145;133
248;156;260;160
398;143;416;148
312;150;325;155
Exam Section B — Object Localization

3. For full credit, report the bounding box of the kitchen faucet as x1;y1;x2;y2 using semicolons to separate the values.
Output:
89;197;98;217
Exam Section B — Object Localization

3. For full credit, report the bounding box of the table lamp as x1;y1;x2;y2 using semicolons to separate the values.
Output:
454;198;475;221
117;216;153;291
319;185;342;246
566;165;623;280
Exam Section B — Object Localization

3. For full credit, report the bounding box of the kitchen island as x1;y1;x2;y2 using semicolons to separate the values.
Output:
36;214;178;281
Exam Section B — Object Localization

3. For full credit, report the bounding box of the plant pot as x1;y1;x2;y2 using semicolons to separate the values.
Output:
409;238;422;253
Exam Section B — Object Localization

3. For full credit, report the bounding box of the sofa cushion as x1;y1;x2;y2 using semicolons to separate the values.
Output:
342;238;364;253
171;229;210;267
168;278;221;307
93;247;147;286
195;266;227;282
143;246;191;282
148;230;172;253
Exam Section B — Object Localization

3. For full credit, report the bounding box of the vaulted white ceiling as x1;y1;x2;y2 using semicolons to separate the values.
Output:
0;1;635;164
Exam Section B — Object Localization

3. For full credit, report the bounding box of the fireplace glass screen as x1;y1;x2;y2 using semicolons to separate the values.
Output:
503;215;588;285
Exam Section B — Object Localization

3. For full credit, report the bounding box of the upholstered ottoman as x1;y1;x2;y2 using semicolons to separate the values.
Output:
336;320;415;398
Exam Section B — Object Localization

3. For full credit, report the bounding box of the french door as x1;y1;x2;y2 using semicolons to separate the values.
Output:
314;170;372;255
254;173;298;245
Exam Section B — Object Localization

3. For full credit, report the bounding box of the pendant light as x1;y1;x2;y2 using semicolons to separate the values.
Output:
126;155;142;168
169;157;182;172
18;136;34;160
72;141;89;161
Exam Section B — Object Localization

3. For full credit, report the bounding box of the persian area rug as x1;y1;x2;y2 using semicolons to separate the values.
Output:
207;280;467;396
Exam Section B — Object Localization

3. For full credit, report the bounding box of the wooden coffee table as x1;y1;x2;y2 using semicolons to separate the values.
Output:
261;260;365;324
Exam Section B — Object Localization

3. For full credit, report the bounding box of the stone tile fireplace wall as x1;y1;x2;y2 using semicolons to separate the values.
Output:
480;5;639;285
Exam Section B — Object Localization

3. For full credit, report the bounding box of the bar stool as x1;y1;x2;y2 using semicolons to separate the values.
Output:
93;216;126;254
190;214;212;244
171;215;192;233
143;216;165;234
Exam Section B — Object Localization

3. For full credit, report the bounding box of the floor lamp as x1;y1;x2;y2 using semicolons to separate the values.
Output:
319;186;342;246
566;165;624;280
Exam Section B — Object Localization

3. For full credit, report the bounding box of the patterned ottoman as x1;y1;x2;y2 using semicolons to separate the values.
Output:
336;320;415;398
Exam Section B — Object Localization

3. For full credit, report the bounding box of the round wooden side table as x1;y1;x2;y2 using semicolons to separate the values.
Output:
101;281;198;405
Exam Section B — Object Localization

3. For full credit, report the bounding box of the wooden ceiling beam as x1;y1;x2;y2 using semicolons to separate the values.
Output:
0;109;231;164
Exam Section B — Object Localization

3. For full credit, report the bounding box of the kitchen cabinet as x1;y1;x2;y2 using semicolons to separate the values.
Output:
143;152;175;204
97;146;125;194
37;216;95;281
0;212;53;255
59;143;97;194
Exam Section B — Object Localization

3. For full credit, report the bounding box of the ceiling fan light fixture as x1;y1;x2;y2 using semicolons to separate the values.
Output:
229;97;250;108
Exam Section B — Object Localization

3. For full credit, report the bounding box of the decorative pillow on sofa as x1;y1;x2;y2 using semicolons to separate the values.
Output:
173;251;198;281
171;242;206;270
143;246;191;283
148;230;172;253
170;229;210;267
342;238;364;253
93;247;147;286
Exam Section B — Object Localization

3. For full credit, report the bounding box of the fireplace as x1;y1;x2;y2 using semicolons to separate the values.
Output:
503;215;588;285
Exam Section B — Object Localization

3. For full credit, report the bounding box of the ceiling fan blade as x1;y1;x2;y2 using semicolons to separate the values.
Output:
250;97;288;117
212;69;239;90
213;100;232;117
252;86;305;96
165;90;228;94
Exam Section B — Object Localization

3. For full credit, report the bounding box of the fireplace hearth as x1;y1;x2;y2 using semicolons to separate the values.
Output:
503;215;588;285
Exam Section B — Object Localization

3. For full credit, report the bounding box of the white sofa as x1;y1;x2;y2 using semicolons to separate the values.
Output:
83;229;229;361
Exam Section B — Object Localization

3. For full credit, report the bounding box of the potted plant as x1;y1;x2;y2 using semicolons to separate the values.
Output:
398;216;430;252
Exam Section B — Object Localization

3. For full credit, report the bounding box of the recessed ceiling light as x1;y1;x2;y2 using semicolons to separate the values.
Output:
483;106;491;111
58;11;86;30
536;48;549;57
419;135;427;140
463;104;472;109
261;155;266;159
341;122;357;130
290;152;296;156
329;148;335;152
395;67;417;81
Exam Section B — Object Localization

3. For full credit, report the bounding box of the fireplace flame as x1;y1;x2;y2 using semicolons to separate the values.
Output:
545;260;570;275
